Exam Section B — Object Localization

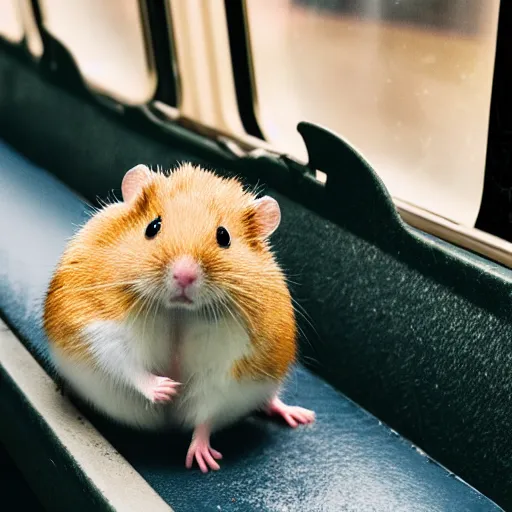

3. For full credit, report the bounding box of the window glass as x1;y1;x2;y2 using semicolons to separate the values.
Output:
0;0;23;44
39;0;156;105
245;0;500;226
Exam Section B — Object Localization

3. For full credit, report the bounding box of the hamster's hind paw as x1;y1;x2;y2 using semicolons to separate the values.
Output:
146;375;181;403
185;424;223;473
265;396;315;428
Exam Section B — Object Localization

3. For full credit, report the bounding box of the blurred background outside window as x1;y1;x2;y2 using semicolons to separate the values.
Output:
38;0;156;105
245;0;500;227
0;0;23;44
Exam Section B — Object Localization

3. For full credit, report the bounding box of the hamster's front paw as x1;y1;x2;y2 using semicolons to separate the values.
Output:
146;375;181;403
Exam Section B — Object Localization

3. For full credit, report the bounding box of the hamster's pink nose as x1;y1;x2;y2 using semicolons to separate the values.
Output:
172;258;199;288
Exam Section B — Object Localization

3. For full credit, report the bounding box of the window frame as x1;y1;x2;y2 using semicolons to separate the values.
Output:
476;2;511;242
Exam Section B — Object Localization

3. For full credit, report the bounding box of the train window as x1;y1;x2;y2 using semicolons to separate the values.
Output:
38;0;157;105
0;0;23;44
165;0;245;135
244;0;500;227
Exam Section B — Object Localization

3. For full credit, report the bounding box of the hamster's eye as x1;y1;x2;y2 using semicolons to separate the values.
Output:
145;216;161;239
216;226;231;248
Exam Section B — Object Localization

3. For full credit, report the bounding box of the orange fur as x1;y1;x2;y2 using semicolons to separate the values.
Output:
43;164;296;379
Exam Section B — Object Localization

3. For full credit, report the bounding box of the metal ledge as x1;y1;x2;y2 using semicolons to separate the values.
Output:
0;319;171;512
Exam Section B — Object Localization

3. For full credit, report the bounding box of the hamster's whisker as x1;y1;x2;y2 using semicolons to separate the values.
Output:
149;290;162;332
223;278;283;296
216;292;250;335
211;301;220;328
203;302;216;345
138;282;163;338
127;283;159;329
126;294;145;319
141;288;161;341
201;301;212;326
293;322;317;367
128;295;150;331
221;285;258;316
291;297;318;337
206;288;226;324
141;291;155;340
215;297;240;342
283;276;300;286
203;294;221;335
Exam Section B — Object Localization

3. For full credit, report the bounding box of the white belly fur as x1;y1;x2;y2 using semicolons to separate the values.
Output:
50;310;279;431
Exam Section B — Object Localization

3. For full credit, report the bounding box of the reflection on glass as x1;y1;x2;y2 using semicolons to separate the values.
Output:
245;0;500;226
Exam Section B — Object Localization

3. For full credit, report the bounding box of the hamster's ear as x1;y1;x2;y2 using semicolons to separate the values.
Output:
253;196;281;239
122;164;151;202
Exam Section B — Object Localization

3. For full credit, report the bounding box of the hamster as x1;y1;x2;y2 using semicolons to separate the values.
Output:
43;163;315;472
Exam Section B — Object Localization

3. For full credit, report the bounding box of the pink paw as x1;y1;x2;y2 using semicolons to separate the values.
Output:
146;376;181;403
266;397;316;428
185;425;223;473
